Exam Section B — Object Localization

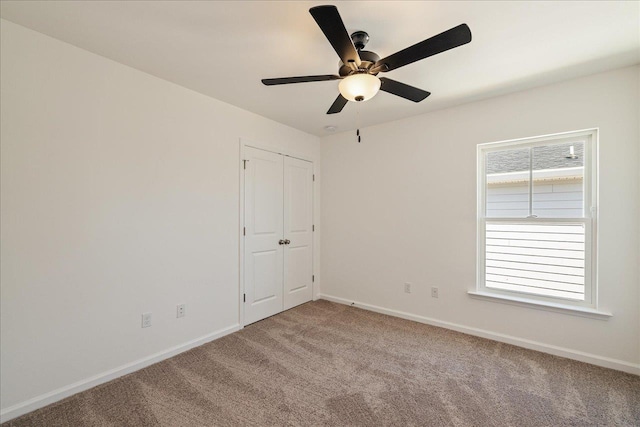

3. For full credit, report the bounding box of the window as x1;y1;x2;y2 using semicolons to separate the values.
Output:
476;129;598;309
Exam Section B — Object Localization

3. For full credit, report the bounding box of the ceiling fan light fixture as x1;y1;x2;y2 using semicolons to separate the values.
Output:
338;73;381;102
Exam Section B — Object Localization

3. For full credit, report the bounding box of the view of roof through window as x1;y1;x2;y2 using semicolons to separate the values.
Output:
486;142;584;174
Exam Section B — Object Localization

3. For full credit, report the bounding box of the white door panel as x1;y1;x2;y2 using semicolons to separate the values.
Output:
283;156;314;310
244;147;283;325
252;250;279;302
253;160;281;234
286;245;312;293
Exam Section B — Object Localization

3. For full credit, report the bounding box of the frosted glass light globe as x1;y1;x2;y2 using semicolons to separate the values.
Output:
338;74;381;102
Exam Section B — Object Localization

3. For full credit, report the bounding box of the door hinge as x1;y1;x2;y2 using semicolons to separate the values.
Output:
312;224;315;232
312;275;315;282
243;159;248;169
243;293;246;303
243;227;246;236
313;174;315;182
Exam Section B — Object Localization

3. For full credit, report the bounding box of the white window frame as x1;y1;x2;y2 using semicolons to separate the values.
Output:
471;129;609;318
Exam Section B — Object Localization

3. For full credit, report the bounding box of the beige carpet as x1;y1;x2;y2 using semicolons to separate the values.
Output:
4;300;639;426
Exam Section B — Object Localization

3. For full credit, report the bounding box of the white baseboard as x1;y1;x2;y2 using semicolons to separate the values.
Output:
0;324;240;423
318;294;640;376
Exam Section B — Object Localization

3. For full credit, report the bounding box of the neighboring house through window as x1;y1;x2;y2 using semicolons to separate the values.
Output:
475;129;598;310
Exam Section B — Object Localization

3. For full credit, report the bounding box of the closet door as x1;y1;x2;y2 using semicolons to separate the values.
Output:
243;147;284;325
283;156;314;310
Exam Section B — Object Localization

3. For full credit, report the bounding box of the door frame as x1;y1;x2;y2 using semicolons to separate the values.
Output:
239;138;315;328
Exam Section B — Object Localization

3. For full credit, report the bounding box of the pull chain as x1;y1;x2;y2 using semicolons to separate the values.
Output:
356;102;361;143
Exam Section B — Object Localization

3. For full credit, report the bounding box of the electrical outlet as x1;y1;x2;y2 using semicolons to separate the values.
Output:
431;287;439;298
141;312;152;328
177;304;186;318
404;283;411;293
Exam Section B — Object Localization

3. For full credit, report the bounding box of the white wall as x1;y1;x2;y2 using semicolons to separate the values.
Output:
320;66;640;371
0;19;320;417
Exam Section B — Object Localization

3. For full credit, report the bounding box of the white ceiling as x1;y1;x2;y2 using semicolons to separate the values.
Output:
1;1;639;136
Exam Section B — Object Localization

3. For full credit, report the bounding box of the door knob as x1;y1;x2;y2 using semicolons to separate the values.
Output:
278;239;285;245
284;239;291;245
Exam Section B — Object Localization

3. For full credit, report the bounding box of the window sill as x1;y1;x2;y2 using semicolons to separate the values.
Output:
468;291;612;320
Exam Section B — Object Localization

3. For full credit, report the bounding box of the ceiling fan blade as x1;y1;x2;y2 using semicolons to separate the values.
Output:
327;94;348;114
374;24;471;72
262;75;340;86
379;78;431;102
309;5;361;67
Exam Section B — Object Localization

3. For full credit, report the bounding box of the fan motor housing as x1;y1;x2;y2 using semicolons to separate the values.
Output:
338;50;381;77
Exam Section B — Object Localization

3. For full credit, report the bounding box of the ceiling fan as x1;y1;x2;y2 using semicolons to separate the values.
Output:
261;5;472;114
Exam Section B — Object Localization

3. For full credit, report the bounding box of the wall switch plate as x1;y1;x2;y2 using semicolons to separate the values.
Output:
177;304;186;318
404;283;411;293
431;287;439;298
141;312;152;328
